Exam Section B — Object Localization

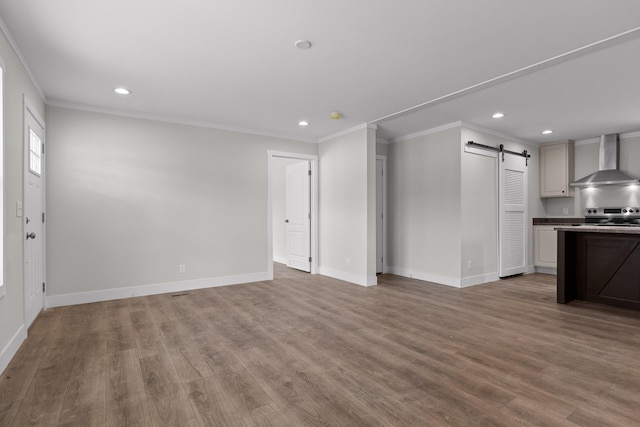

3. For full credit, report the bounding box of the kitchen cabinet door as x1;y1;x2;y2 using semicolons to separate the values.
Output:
534;225;557;268
540;140;574;198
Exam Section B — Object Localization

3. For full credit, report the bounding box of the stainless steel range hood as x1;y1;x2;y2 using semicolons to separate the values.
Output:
570;134;639;187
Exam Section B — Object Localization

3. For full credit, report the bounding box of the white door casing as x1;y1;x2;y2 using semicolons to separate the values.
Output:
286;161;311;272
376;157;384;273
24;99;45;327
498;152;528;277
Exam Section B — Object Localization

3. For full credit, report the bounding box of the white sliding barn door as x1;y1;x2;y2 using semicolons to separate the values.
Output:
286;161;311;272
499;152;528;277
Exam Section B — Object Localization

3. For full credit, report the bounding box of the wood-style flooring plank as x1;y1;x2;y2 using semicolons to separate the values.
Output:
3;264;640;425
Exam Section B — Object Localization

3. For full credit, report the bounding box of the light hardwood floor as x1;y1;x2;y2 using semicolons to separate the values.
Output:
1;264;640;426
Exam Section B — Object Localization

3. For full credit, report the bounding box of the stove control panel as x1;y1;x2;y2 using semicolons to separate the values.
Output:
585;207;640;217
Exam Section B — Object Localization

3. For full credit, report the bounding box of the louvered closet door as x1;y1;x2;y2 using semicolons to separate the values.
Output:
499;152;528;277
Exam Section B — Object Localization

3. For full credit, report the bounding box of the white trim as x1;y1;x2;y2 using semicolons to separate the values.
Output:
0;16;45;101
273;255;288;265
319;266;377;287
620;130;640;140
23;95;47;328
460;272;500;288
575;130;640;146
0;326;26;375
0;58;4;297
46;271;270;308
46;100;319;144
390;121;463;143
460;121;535;147
535;267;557;275
574;137;601;146
318;123;376;143
371;26;640;125
267;151;319;277
387;266;461;288
376;155;388;274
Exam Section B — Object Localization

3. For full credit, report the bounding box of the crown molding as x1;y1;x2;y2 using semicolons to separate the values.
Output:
45;99;318;144
0;15;45;101
389;121;463;143
317;123;376;143
460;121;536;147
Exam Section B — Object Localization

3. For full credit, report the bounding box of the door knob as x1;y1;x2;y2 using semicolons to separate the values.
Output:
26;232;36;240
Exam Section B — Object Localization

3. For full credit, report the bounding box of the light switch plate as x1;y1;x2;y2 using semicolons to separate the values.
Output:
16;201;23;217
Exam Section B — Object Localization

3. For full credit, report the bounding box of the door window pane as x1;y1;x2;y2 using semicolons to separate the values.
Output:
29;128;41;176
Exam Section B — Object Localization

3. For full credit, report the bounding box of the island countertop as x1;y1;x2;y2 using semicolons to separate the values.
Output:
555;225;640;234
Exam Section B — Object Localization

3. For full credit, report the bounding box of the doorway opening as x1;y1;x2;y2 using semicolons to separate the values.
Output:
267;151;318;279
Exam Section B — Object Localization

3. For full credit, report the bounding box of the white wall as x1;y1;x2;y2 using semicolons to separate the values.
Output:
319;126;377;286
387;127;462;285
0;27;45;373
386;123;542;288
45;106;317;304
271;157;304;264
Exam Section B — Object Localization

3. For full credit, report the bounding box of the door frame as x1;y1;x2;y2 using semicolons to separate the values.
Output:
267;150;318;277
23;95;47;325
376;155;388;274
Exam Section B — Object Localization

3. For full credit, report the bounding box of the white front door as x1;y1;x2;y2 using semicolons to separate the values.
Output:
286;161;311;272
24;104;45;327
498;152;528;277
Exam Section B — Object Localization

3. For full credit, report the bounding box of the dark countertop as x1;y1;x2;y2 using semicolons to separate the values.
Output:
532;217;584;226
555;225;640;234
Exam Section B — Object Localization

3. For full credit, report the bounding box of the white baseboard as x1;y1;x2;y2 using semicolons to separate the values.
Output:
319;267;377;287
46;271;271;308
0;325;26;375
535;266;557;275
273;255;288;265
460;272;500;288
388;266;461;288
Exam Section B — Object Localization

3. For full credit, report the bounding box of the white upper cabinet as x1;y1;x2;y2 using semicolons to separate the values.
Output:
540;140;575;198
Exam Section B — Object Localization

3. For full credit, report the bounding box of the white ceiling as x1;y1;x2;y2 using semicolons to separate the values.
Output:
1;1;640;144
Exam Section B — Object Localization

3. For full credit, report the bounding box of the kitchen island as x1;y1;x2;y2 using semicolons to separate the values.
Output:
556;225;640;310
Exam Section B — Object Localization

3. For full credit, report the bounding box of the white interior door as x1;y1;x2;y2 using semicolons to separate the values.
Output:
286;161;311;272
24;103;45;327
376;158;384;273
499;152;528;277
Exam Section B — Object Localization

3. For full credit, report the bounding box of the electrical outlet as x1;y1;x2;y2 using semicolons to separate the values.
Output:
179;264;186;274
346;258;350;266
467;260;472;270
562;207;569;215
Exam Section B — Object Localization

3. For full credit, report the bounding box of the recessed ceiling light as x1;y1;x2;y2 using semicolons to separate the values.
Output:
298;120;309;126
542;129;553;135
492;112;505;119
114;87;131;95
294;40;312;49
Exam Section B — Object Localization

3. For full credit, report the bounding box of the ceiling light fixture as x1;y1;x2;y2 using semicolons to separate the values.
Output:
542;129;553;135
294;40;312;49
298;120;309;126
329;111;343;120
114;87;131;95
492;112;505;119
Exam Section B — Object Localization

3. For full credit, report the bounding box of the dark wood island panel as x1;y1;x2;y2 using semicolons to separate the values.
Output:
557;226;640;310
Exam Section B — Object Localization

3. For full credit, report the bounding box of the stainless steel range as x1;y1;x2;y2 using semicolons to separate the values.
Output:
584;206;640;226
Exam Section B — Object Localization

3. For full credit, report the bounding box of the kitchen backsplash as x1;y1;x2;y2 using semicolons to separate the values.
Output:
543;185;640;216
